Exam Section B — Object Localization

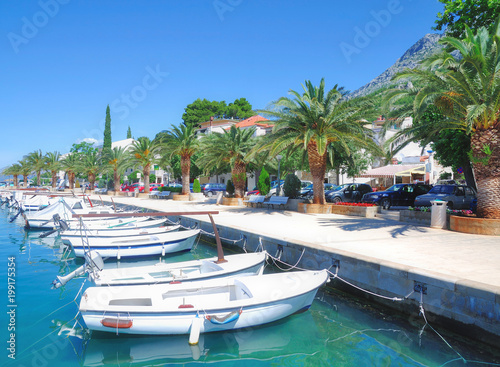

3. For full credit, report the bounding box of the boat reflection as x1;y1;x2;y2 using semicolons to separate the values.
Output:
81;312;319;366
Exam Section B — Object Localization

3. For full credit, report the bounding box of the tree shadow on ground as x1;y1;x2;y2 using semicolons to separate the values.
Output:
316;217;428;238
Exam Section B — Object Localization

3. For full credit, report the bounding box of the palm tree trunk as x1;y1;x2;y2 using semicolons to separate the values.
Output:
68;172;75;190
232;161;246;198
307;141;327;205
37;171;41;186
14;175;18;188
181;155;191;195
51;171;57;189
88;173;96;190
470;127;500;219
114;169;121;194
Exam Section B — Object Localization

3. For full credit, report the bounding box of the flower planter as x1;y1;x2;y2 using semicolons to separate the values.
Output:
450;215;500;236
399;210;431;226
221;197;243;206
297;203;380;218
172;194;190;201
287;198;306;211
189;193;205;201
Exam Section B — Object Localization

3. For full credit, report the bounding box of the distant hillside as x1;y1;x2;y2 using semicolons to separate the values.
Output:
350;33;443;98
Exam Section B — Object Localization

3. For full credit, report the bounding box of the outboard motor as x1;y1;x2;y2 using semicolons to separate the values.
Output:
52;251;104;289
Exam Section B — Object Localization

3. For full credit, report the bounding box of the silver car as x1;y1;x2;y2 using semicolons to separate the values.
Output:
414;185;476;209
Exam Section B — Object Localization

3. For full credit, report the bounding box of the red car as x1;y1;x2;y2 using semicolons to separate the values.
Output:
122;183;144;192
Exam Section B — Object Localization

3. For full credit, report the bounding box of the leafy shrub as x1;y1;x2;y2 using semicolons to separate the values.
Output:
283;173;301;199
226;179;235;197
257;167;270;196
193;179;201;193
160;186;181;193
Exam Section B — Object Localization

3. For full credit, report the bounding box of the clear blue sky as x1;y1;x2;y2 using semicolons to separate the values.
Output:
0;0;444;170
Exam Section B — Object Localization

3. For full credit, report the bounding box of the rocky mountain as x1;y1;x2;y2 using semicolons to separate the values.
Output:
349;33;443;98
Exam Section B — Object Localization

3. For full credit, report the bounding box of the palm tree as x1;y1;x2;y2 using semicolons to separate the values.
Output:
45;151;61;189
26;149;45;186
198;125;256;198
386;20;500;218
18;159;31;188
2;164;21;188
104;147;130;193
79;151;101;190
60;153;79;189
160;124;199;195
129;137;161;193
259;79;377;204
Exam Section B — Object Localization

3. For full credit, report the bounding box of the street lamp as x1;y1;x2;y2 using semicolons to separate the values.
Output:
276;155;283;196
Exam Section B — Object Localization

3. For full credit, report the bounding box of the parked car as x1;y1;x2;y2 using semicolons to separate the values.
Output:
325;183;373;203
362;183;432;209
202;183;226;197
414;184;476;209
122;183;144;192
149;183;163;191
301;183;339;198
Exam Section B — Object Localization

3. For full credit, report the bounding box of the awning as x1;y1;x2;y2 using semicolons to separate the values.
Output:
356;164;425;178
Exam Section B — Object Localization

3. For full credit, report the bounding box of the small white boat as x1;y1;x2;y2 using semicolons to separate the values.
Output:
52;251;267;288
65;229;200;258
79;270;329;336
60;225;180;243
23;198;117;229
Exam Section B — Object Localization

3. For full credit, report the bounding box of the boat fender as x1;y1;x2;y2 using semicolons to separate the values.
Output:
206;309;242;324
188;316;202;346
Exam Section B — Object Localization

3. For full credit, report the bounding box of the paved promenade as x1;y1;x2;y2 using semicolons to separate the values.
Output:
93;195;500;289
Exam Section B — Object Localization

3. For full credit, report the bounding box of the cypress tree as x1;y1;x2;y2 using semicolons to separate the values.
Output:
103;105;112;157
127;125;132;139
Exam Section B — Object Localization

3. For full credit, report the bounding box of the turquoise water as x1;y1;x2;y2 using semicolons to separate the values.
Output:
1;206;500;366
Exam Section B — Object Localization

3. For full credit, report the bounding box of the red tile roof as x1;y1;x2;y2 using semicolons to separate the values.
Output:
232;115;273;129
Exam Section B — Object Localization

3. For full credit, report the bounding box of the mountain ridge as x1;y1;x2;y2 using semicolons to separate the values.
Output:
349;33;443;98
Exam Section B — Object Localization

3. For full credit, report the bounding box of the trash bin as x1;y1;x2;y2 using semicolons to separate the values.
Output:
430;200;447;229
134;188;139;198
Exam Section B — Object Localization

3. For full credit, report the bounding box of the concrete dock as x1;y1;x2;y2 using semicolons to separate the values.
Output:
92;194;500;344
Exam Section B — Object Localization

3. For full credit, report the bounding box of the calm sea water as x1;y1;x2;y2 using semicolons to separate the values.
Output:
1;206;500;367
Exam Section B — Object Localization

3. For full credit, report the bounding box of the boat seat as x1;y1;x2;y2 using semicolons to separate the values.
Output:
200;260;224;274
231;279;253;300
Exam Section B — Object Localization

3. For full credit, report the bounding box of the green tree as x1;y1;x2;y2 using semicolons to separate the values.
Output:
60;153;79;189
79;151;101;190
283;173;301;199
127;125;132;139
71;141;98;156
18;159;31;187
182;99;227;126
129;137;161;193
387;20;500;218
197;126;256;198
433;0;500;37
257;166;271;195
258;79;377;204
2;164;21;188
160;124;199;195
45;151;61;189
225;98;256;120
103;147;130;193
103;105;112;158
26;149;45;186
193;178;201;193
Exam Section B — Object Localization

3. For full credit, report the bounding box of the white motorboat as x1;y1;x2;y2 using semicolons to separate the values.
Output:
23;198;117;229
79;270;329;336
52;251;267;288
65;229;200;258
60;225;180;244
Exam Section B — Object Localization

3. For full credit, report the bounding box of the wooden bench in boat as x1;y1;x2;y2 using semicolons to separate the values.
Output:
243;195;265;208
262;196;288;210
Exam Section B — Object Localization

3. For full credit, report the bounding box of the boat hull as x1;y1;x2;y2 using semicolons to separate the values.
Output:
69;229;200;258
79;270;329;335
